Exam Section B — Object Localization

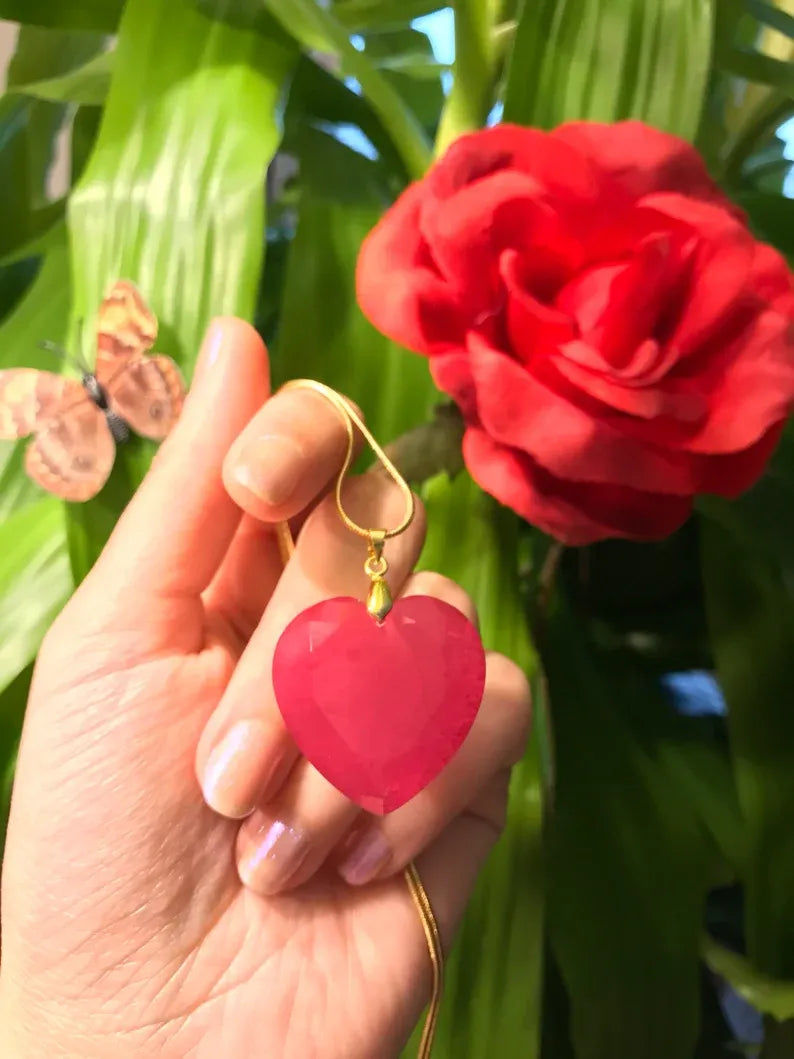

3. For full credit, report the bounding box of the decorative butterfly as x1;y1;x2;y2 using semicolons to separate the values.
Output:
0;280;184;501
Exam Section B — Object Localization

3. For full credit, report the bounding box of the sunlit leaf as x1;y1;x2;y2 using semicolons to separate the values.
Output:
503;0;715;141
65;0;297;580
9;49;113;106
0;499;71;697
258;0;432;178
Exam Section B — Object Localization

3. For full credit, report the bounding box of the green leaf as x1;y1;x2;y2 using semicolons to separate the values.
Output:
273;127;434;436
745;0;794;39
284;53;410;180
258;0;432;178
364;27;445;130
735;191;794;258
503;0;715;141
719;47;794;93
701;494;794;978
0;499;72;697
702;935;794;1021
408;473;544;1059
543;603;713;1059
10;49;114;106
64;0;296;580
333;0;445;33
0;0;123;31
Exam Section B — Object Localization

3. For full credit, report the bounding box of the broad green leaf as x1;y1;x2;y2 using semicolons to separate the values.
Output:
502;0;715;141
258;0;432;179
65;0;296;580
543;603;713;1059
333;0;445;32
0;499;71;697
0;0;123;32
9;49;113;106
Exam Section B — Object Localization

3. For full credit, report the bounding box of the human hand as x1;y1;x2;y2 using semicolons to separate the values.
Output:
0;319;530;1059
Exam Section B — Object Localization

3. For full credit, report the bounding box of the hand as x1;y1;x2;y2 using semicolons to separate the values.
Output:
0;319;530;1059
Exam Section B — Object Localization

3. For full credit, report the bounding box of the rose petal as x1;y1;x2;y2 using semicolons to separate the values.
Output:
431;336;699;494
551;120;733;209
463;426;692;544
501;249;576;363
356;182;465;356
425;124;608;208
553;343;707;421
685;310;794;453
639;194;757;357
696;422;784;497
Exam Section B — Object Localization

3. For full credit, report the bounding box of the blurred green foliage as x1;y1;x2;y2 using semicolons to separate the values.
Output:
1;0;794;1055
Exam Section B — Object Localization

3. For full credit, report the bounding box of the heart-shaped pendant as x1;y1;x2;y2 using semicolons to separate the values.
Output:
272;594;486;813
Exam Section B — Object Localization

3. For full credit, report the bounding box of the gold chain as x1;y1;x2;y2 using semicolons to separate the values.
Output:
274;379;443;1057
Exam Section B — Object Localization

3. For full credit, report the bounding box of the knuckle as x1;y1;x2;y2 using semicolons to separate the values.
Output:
485;653;532;759
413;570;476;621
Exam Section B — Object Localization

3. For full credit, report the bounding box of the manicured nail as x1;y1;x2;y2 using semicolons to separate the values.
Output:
238;812;310;895
192;318;226;389
201;719;271;819
338;828;392;886
232;434;302;506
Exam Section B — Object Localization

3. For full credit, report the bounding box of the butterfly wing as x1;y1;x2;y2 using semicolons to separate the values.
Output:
95;280;184;440
95;279;158;369
103;354;184;440
0;369;82;439
25;396;115;501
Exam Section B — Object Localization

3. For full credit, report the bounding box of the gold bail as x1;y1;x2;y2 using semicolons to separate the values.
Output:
365;531;392;621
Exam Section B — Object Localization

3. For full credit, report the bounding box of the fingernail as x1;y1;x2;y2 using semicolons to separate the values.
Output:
238;812;310;895
201;719;271;819
231;434;302;506
192;318;226;389
338;828;392;886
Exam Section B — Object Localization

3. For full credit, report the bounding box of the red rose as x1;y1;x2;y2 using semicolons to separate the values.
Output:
356;121;794;544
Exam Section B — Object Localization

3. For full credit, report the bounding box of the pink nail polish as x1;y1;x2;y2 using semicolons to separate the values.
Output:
338;828;392;886
232;434;302;506
202;719;271;819
192;319;226;389
238;812;310;895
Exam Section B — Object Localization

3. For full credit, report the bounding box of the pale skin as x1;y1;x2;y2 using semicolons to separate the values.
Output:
0;319;531;1059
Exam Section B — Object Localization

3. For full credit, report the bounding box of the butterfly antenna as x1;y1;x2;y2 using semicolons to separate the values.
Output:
38;339;85;375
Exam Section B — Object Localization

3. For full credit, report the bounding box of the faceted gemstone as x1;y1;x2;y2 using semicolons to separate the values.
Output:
272;595;486;814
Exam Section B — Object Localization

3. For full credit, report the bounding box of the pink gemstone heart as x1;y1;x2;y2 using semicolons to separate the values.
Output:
272;595;486;814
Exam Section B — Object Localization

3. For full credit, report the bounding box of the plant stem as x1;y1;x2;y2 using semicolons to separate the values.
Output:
435;0;499;155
